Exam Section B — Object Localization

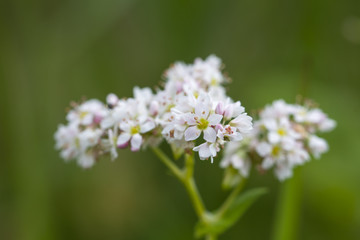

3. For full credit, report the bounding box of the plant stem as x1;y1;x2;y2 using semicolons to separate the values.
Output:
206;234;217;240
182;153;206;220
151;147;184;181
271;167;302;240
151;147;206;220
216;179;246;218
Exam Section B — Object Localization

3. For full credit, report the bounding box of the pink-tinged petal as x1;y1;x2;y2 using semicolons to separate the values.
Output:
184;126;201;141
131;134;142;151
117;142;129;149
195;103;209;119
224;105;234;119
208;114;223;125
215;102;224;115
203;127;217;143
140;121;155;133
117;133;131;146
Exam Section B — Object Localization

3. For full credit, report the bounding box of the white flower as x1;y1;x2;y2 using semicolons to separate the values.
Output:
220;142;251;178
222;99;335;181
184;103;223;143
308;135;329;158
66;99;107;126
117;119;155;151
78;152;96;168
106;93;119;108
264;118;300;149
193;142;218;163
78;128;102;151
217;125;243;142
229;113;253;135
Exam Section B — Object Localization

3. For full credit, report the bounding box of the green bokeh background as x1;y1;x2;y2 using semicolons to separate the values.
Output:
1;0;360;239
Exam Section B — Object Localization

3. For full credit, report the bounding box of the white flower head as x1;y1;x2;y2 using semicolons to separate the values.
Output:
221;99;335;181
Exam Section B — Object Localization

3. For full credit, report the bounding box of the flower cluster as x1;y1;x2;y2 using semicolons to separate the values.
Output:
54;55;253;167
221;100;336;181
54;100;108;168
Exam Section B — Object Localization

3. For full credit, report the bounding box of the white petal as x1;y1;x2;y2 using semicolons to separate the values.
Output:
117;133;131;146
130;134;142;151
140;121;155;133
262;157;274;169
275;165;293;181
256;142;271;156
184;126;201;141
120;122;131;132
193;143;211;160
183;113;197;125
268;132;280;144
209;144;217;157
208;114;223;125
263;118;277;130
100;116;114;129
78;153;95;168
203;127;217;143
195;103;209;119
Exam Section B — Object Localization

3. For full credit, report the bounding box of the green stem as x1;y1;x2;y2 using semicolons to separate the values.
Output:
151;148;206;220
151;147;184;181
205;234;217;240
216;179;247;218
182;153;206;219
271;167;302;240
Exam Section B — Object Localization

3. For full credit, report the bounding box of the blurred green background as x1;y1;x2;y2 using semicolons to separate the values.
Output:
1;0;360;239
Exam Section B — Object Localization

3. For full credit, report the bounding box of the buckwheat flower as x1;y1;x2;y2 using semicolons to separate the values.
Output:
100;100;128;129
193;142;219;163
67;99;107;126
217;124;243;142
117;119;155;151
221;99;335;181
308;135;329;158
220;142;251;177
264;118;300;147
193;55;224;87
54;124;80;160
78;152;97;168
106;93;119;108
184;102;223;143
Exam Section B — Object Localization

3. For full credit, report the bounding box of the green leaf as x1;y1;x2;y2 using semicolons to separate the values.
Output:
195;188;267;238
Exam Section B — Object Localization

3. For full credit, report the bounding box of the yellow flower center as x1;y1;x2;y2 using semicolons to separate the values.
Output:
193;91;199;99
211;78;217;86
271;145;281;156
197;118;209;130
130;126;140;135
79;111;88;119
277;128;286;136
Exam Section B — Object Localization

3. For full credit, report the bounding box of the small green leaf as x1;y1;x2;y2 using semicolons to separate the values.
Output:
195;188;267;238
